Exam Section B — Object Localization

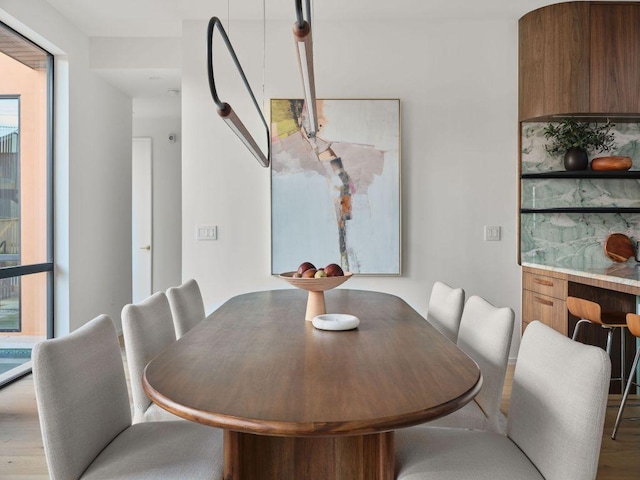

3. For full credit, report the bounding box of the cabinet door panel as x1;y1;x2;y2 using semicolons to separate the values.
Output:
522;290;568;336
518;2;590;120
590;4;640;113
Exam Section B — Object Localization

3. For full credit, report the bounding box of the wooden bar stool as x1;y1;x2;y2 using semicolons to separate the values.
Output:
611;313;640;439
567;297;628;389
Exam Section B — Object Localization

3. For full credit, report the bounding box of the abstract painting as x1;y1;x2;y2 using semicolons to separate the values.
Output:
271;99;401;275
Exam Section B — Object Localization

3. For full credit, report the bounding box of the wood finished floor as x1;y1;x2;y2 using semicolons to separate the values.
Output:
1;364;638;479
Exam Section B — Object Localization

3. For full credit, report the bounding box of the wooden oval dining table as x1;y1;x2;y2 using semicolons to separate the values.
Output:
143;289;482;480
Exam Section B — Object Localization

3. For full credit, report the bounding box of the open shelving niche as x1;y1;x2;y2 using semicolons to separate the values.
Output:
519;122;640;266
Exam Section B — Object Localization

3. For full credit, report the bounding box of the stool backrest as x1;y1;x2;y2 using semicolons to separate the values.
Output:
626;313;640;338
567;296;602;324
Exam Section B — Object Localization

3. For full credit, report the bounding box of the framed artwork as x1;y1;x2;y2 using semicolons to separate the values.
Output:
271;98;401;275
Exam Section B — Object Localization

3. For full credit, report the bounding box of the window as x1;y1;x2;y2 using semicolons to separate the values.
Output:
0;22;53;386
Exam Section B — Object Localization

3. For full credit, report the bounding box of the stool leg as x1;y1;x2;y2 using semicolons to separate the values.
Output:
612;347;640;440
620;328;626;389
572;319;591;341
605;327;614;357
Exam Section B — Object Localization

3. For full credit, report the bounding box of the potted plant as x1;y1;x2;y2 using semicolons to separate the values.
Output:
543;118;615;171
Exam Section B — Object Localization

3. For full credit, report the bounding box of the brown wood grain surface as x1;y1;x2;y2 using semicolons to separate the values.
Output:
590;3;640;113
143;289;481;436
518;2;590;121
604;233;635;263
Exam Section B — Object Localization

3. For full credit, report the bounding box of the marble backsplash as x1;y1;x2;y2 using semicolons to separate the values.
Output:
522;122;640;173
521;122;640;267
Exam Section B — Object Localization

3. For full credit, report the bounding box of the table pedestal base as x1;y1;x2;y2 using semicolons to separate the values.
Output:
223;430;394;480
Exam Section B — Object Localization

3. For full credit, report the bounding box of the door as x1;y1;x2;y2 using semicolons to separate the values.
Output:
132;137;152;303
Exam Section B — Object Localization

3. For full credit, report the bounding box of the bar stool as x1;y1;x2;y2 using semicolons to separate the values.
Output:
611;313;640;439
567;296;628;389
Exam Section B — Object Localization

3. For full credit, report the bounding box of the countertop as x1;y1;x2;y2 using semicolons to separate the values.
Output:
522;259;640;293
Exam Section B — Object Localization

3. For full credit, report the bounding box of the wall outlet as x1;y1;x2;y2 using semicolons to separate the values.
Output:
484;225;501;241
197;225;217;240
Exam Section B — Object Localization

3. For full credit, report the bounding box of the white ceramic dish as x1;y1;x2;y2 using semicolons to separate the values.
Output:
312;314;360;331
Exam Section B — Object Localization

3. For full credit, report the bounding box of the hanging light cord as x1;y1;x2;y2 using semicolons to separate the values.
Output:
295;0;312;28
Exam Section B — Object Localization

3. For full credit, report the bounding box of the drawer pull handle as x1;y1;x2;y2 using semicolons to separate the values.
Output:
533;278;554;287
534;296;554;307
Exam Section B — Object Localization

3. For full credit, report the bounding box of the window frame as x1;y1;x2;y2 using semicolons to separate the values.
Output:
0;21;54;382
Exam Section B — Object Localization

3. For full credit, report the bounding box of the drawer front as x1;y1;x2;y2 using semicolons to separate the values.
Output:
523;271;567;299
522;290;568;336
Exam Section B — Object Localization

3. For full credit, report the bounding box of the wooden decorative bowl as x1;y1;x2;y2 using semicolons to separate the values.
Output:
279;272;353;320
591;156;633;171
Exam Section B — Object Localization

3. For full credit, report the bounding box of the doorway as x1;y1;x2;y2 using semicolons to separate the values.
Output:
132;137;152;303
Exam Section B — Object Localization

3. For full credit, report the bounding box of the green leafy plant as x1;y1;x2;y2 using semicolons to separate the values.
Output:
543;118;615;155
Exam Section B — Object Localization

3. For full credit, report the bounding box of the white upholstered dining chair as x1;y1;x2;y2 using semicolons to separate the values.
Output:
167;278;206;338
122;291;181;422
395;321;611;480
428;295;514;433
32;314;223;480
426;281;465;343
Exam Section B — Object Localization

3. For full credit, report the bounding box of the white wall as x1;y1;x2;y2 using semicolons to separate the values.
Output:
132;117;182;292
0;0;133;334
182;18;522;356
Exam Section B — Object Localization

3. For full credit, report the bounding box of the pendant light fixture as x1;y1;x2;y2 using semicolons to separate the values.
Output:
207;0;319;167
293;0;318;137
206;17;270;167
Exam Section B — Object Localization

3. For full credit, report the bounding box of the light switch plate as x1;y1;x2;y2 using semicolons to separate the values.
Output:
484;225;501;241
197;225;217;240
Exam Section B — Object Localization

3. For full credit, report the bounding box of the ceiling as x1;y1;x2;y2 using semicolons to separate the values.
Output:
39;0;554;117
43;0;550;38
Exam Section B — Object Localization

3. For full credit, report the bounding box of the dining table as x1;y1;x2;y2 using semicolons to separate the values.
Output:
143;288;482;480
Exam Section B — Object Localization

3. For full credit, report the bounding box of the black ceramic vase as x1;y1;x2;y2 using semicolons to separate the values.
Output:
564;148;589;171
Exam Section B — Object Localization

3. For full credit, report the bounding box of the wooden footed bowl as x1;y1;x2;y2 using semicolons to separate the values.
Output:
279;272;353;320
278;271;353;291
591;156;632;171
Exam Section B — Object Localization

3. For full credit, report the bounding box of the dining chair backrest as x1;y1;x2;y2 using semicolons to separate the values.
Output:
508;321;611;480
167;278;206;338
122;291;177;423
426;281;465;343
33;315;132;480
456;295;514;431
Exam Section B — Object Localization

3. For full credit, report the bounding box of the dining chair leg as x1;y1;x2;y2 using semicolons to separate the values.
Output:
612;347;640;439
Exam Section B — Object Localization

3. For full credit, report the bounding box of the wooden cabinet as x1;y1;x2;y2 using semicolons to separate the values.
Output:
519;1;640;121
518;2;590;121
590;4;640;113
522;269;568;335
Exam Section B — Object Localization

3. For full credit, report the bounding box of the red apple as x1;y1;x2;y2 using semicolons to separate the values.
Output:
301;268;317;278
324;263;344;277
297;261;316;275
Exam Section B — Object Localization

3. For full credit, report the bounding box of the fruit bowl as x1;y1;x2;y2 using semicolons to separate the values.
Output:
279;271;353;320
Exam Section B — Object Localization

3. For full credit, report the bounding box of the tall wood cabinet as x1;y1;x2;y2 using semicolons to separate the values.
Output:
519;1;640;121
